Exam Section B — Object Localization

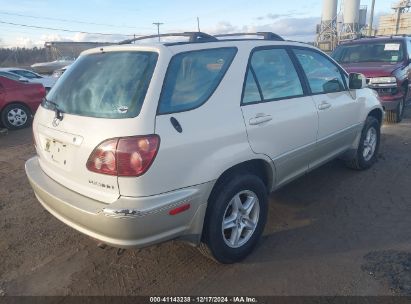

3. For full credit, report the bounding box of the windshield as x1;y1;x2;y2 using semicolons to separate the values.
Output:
332;41;404;63
45;51;158;119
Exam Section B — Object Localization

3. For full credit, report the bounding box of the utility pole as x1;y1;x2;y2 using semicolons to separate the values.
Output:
368;0;376;36
152;22;164;41
197;17;200;32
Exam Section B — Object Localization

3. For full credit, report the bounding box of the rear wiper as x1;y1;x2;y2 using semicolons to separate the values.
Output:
43;98;64;121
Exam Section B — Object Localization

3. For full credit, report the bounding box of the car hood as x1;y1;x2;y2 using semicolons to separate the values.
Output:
340;62;403;78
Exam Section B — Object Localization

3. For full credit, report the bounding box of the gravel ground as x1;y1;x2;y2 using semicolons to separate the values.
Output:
0;108;410;296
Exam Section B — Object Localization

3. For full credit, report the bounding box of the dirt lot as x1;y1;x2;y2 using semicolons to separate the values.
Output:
1;109;411;296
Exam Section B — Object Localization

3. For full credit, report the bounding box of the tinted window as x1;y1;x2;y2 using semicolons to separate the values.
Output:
158;48;237;114
332;41;404;63
294;48;345;94
242;48;303;104
45;51;158;119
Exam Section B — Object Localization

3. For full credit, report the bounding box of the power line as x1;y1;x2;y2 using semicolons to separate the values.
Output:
0;11;153;30
0;20;135;37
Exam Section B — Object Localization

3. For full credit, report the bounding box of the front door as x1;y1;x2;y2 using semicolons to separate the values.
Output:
240;47;318;187
292;47;363;167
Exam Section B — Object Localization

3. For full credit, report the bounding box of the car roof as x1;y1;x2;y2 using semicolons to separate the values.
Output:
81;39;317;57
80;31;318;56
340;36;408;46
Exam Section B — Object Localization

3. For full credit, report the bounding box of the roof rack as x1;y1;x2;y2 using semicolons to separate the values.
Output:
118;31;284;45
118;32;217;45
214;32;284;41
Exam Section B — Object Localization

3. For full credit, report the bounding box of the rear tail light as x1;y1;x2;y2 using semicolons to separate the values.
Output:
86;135;160;177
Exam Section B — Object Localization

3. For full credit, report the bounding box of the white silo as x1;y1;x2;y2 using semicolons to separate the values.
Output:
322;0;338;24
340;0;362;40
317;0;339;51
343;0;361;26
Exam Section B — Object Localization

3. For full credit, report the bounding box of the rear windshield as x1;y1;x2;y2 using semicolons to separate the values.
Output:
45;51;158;118
332;41;404;63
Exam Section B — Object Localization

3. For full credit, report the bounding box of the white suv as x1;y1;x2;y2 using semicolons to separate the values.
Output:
25;32;383;264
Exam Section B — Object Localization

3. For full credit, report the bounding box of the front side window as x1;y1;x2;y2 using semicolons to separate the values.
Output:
45;51;158;119
158;48;237;114
294;48;345;94
242;48;304;104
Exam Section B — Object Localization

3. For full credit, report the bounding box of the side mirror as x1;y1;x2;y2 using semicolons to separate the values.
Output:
349;73;366;90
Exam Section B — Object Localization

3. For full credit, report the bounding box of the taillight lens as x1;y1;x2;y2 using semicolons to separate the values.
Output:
86;139;118;175
86;135;160;177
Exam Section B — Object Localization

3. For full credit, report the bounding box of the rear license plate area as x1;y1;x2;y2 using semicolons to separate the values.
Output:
44;138;68;165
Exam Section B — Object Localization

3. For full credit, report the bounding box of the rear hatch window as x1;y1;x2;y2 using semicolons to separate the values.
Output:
45;51;158;118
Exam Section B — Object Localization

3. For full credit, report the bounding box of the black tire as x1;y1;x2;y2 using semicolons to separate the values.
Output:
1;103;32;130
200;174;268;264
345;116;380;170
385;98;404;123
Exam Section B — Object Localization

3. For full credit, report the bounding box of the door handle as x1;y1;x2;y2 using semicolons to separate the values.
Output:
249;114;272;125
318;102;331;110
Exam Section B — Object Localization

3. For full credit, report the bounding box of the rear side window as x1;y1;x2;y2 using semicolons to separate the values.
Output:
294;48;346;94
158;48;237;114
45;51;158;119
242;48;304;104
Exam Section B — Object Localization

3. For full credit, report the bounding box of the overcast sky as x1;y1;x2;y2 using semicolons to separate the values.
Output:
0;0;394;48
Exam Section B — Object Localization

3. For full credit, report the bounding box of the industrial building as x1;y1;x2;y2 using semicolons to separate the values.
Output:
316;0;369;52
378;0;411;36
316;0;411;52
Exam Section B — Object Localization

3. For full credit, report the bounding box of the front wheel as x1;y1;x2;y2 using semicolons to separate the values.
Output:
345;116;381;170
199;174;268;264
386;97;404;123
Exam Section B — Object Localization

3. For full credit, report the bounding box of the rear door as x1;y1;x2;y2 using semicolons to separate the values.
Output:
291;47;363;167
240;47;318;187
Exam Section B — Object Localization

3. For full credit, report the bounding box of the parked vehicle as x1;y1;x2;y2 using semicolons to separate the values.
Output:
52;65;70;79
31;58;74;75
332;36;411;123
0;76;46;129
0;71;29;83
25;32;383;264
0;68;56;92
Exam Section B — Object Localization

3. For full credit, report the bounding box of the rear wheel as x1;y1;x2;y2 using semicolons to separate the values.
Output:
200;174;268;264
345;116;380;170
1;103;32;130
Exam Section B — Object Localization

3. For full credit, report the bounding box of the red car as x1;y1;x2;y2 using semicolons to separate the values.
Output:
332;36;411;123
0;75;46;129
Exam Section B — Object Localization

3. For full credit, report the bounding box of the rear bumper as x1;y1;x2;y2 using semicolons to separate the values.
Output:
25;157;213;248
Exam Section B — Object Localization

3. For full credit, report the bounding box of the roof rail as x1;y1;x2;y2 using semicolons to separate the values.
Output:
214;32;284;41
118;32;217;45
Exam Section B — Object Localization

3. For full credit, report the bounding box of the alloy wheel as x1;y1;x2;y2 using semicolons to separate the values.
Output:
363;127;377;162
221;190;260;249
7;108;28;127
